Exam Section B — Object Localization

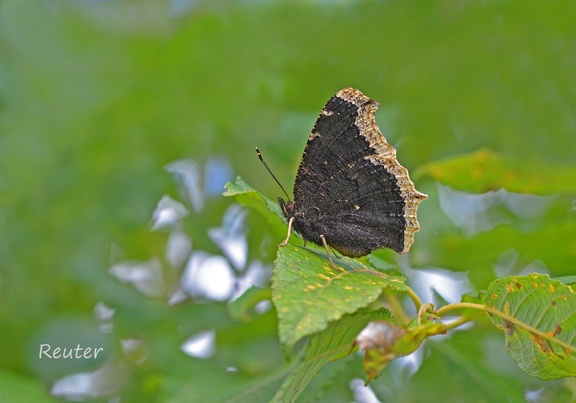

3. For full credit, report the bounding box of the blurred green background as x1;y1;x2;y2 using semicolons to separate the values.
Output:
1;0;575;402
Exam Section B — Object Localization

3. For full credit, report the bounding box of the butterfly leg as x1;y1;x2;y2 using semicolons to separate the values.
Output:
320;235;342;271
279;216;295;247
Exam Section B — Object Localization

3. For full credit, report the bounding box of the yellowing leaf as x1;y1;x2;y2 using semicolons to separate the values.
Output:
485;273;576;380
272;244;408;349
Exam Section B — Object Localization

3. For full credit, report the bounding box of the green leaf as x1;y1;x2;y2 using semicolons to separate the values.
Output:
271;244;408;349
417;148;576;194
223;176;286;235
356;320;448;383
273;309;392;403
484;273;576;380
461;291;486;304
555;275;576;286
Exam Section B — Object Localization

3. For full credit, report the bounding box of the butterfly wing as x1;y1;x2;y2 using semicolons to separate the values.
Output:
290;87;426;256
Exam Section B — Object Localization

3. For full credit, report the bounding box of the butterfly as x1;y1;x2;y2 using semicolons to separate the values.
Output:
260;87;427;265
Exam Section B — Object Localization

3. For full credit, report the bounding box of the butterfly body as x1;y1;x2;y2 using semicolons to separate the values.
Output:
281;87;427;257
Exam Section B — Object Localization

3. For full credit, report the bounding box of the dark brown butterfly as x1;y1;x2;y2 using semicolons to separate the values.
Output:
259;87;427;265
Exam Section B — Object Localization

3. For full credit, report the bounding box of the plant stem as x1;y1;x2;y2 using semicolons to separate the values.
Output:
435;302;488;316
384;291;411;326
443;315;473;331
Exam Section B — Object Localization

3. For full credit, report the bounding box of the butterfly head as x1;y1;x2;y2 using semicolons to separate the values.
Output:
279;198;296;220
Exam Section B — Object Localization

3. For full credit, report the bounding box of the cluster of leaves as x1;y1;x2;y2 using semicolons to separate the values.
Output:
224;151;576;400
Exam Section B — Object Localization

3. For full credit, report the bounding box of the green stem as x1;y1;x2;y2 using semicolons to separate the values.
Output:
443;315;473;331
405;286;422;312
435;302;486;317
384;291;411;326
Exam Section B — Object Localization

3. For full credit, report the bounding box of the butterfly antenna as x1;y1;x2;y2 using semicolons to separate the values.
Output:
256;147;291;201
